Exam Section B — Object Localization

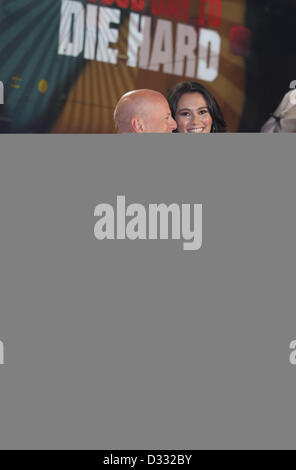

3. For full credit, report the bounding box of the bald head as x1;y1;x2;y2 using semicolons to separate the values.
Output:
114;89;176;133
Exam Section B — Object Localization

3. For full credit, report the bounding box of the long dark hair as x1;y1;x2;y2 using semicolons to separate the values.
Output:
167;81;226;133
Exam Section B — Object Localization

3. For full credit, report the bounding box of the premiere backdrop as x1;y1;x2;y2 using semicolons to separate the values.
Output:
0;135;296;449
1;0;296;133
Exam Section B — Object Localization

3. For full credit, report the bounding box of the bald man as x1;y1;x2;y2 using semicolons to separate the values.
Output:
114;89;177;133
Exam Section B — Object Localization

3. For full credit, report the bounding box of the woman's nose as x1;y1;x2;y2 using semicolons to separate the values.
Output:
190;113;199;125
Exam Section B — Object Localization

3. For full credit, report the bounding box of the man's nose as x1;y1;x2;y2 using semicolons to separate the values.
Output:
170;117;177;131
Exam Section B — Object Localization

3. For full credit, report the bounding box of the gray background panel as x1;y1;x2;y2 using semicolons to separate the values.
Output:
0;135;295;449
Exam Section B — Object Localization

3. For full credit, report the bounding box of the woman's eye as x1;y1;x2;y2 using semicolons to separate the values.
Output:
180;112;190;117
199;109;209;115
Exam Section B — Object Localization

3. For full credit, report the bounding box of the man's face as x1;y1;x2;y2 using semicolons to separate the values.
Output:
142;97;177;133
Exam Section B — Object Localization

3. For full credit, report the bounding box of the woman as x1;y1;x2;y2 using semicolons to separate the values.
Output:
167;81;226;133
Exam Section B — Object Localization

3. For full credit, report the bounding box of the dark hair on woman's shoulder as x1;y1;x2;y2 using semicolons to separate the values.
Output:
167;81;227;133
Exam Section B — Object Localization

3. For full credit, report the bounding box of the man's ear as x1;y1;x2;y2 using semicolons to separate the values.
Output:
131;117;144;133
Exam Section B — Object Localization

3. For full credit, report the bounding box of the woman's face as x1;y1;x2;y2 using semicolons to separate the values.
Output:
175;92;213;133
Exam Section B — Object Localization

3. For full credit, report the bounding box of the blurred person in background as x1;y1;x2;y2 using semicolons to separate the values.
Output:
261;89;296;132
